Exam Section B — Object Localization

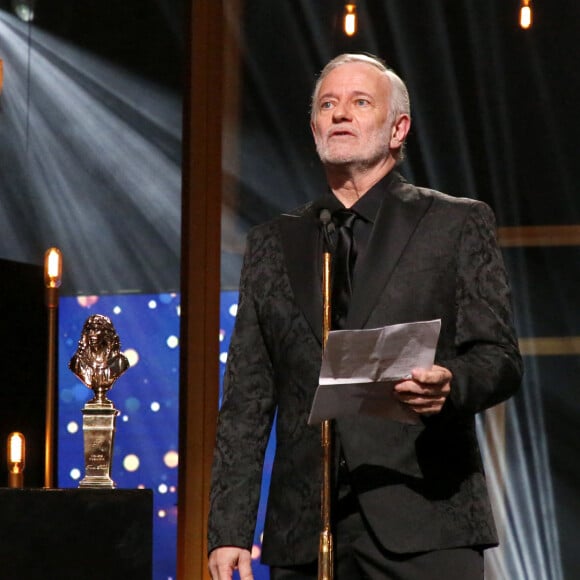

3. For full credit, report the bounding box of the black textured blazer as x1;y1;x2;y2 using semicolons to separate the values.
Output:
208;172;522;566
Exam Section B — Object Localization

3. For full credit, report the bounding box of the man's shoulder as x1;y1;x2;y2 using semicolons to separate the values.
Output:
406;182;481;208
281;200;317;218
397;179;491;215
252;201;316;226
246;201;316;242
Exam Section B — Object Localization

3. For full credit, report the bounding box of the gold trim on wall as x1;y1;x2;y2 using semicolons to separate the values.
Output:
518;337;580;356
498;225;580;247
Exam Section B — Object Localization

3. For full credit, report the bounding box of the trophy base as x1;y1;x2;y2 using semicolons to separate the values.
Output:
79;476;116;489
80;405;119;490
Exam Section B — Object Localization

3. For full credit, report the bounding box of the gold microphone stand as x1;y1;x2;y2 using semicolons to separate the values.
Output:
318;249;334;580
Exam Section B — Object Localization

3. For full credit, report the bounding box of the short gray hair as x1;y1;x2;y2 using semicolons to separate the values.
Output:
310;53;411;126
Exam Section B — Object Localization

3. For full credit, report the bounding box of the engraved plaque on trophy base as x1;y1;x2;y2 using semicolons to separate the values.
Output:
79;403;120;489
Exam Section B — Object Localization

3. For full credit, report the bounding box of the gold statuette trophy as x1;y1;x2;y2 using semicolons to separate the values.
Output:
69;314;129;488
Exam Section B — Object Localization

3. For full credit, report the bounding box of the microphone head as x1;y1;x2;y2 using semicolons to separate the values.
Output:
319;208;336;252
319;208;331;225
319;209;335;235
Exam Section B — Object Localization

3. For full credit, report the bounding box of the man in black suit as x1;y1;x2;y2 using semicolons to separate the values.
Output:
208;53;522;579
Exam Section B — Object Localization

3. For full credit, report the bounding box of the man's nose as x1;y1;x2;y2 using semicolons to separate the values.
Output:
332;102;351;122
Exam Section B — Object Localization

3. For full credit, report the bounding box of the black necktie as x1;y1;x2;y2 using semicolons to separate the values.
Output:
331;209;358;330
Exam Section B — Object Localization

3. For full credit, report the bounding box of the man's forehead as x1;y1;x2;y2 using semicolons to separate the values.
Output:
317;63;389;97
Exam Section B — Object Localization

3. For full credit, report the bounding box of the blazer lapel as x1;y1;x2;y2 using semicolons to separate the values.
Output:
278;206;323;343
347;180;433;330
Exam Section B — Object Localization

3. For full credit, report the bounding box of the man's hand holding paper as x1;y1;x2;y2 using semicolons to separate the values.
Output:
308;319;445;424
393;364;452;416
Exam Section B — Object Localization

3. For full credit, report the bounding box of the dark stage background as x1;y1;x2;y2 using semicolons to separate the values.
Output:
1;1;579;579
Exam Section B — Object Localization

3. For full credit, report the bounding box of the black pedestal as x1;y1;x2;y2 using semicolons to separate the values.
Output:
0;488;153;580
0;259;48;487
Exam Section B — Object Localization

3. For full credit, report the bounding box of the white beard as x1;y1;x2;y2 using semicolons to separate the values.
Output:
315;120;393;170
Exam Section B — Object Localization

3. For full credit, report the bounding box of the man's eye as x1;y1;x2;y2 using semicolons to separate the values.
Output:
356;99;370;106
320;101;333;110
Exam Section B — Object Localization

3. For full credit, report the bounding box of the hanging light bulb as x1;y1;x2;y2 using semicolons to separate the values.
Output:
519;0;533;29
343;3;357;37
12;0;35;23
44;247;62;290
7;432;26;488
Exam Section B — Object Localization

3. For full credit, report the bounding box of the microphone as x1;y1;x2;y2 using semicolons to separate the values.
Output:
319;208;336;252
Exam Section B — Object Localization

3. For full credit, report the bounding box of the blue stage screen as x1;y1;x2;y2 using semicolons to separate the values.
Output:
58;292;272;580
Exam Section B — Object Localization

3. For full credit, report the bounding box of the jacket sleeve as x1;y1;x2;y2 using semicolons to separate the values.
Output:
207;227;277;553
440;201;523;416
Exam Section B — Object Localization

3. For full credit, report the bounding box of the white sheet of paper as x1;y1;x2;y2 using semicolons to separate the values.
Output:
308;319;441;425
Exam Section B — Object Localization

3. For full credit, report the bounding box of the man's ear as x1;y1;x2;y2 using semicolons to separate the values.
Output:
390;114;411;149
